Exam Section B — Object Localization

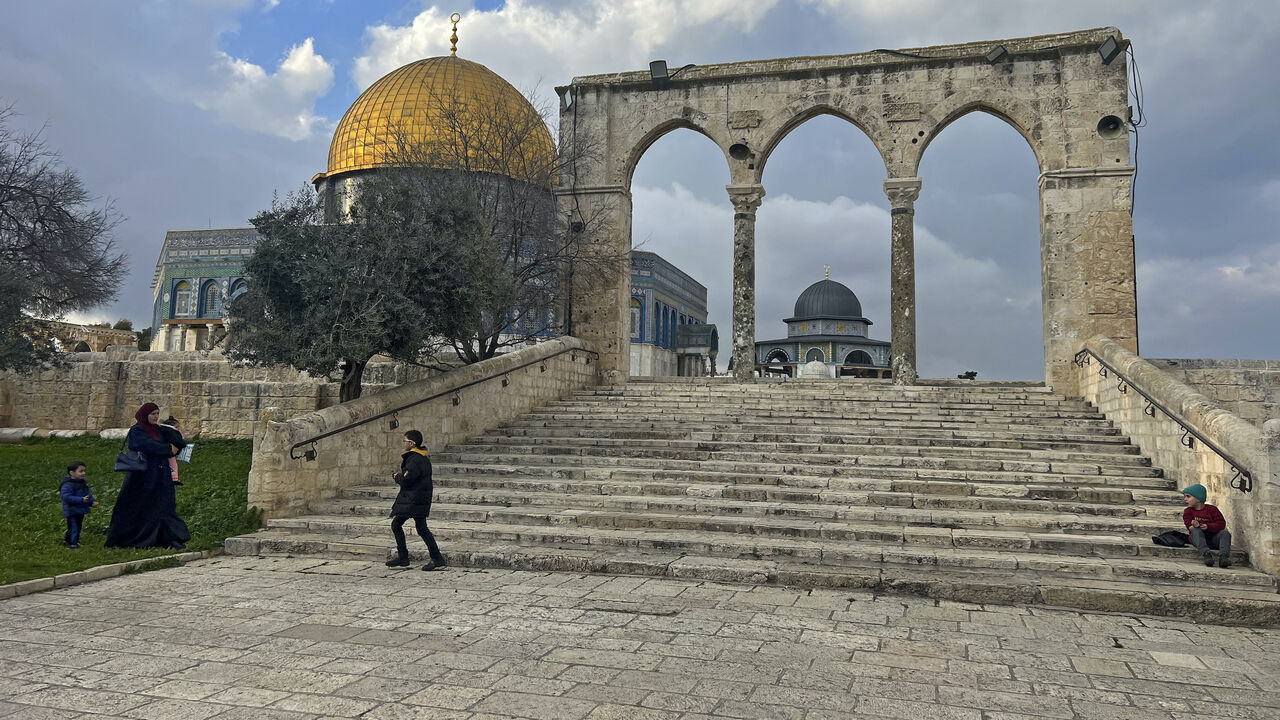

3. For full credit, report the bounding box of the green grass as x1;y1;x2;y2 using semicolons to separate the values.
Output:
0;436;260;585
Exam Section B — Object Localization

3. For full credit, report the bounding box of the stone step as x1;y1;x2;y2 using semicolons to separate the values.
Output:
500;419;1127;441
458;435;1149;463
494;425;1134;449
432;462;1178;492
549;400;1105;418
223;532;1280;626
321;491;1202;544
431;452;1165;482
228;519;1273;591
438;443;1156;473
521;410;1115;430
395;474;1171;510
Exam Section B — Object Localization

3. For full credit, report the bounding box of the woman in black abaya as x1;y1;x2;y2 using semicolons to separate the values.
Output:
105;402;191;549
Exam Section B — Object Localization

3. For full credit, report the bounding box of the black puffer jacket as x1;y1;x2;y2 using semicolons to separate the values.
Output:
390;448;433;517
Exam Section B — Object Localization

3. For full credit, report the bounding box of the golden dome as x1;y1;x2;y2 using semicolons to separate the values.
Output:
322;56;555;184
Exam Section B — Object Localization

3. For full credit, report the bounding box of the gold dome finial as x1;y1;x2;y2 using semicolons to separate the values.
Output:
825;265;830;280
449;13;461;56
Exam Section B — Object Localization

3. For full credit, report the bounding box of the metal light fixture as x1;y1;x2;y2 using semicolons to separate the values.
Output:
649;60;670;89
984;44;1008;63
1098;36;1123;65
388;414;399;430
304;444;317;462
452;392;461;406
649;60;695;89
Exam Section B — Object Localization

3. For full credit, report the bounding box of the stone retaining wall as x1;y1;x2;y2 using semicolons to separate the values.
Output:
1148;359;1280;428
0;348;437;438
247;337;599;519
1079;337;1280;574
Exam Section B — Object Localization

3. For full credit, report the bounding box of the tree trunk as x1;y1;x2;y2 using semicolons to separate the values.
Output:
339;357;367;403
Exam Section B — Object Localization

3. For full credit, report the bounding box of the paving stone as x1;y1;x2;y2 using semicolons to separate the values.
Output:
121;698;227;720
5;557;1280;719
268;691;380;716
470;690;598;720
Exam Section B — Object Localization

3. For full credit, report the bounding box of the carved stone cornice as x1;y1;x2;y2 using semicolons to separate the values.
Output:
883;177;922;211
726;184;766;215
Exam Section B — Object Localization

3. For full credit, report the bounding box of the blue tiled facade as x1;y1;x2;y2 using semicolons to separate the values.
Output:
150;228;257;351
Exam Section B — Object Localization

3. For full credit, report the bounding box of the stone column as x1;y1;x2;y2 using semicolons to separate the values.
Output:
727;184;765;383
1039;167;1137;394
554;185;632;383
884;177;922;385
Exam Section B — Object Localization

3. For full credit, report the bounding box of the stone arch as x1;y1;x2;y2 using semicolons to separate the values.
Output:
757;104;891;181
766;349;789;364
200;279;222;318
559;28;1137;391
172;280;192;318
805;347;825;363
622;120;731;191
913;94;1045;175
845;350;873;365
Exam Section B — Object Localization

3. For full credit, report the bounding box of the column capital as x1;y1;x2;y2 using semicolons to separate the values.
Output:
726;184;766;215
883;177;922;211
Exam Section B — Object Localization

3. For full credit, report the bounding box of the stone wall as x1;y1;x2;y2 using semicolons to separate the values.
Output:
0;348;437;438
1078;337;1280;575
1148;359;1280;428
247;337;599;519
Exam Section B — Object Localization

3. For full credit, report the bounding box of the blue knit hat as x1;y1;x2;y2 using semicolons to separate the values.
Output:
1181;484;1207;502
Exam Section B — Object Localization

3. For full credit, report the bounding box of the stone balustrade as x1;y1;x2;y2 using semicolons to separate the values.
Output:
1078;336;1280;574
247;337;599;519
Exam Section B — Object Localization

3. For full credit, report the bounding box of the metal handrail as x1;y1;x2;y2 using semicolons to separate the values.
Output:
1074;348;1252;493
289;346;598;460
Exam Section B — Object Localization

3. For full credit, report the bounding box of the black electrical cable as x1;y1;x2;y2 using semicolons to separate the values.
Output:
1126;45;1146;215
873;48;930;59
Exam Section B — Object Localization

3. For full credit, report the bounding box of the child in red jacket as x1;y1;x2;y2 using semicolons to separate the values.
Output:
1182;484;1231;568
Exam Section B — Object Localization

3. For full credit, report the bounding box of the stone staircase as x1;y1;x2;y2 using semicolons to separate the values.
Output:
225;378;1280;625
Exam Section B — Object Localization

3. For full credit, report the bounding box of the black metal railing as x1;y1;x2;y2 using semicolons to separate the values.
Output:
1074;349;1252;493
289;346;598;461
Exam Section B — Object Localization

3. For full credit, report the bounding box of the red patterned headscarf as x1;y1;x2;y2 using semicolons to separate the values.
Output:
134;402;162;440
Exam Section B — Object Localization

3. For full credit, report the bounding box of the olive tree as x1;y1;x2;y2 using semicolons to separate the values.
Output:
226;173;500;401
0;105;125;371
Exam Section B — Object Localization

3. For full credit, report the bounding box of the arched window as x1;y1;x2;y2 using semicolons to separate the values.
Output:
805;347;825;363
172;281;192;318
844;350;873;365
229;278;248;299
200;280;222;318
766;349;789;364
630;298;642;340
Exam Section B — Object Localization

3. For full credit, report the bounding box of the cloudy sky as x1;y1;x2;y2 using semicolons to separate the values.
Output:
2;0;1277;379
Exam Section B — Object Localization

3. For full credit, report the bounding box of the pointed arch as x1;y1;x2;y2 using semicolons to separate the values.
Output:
758;104;890;180
200;280;222;318
623;120;730;190
915;94;1045;175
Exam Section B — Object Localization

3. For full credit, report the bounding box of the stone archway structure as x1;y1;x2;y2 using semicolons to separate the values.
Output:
556;27;1137;392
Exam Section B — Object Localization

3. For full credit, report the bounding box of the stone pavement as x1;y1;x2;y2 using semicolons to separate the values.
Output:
1;557;1279;720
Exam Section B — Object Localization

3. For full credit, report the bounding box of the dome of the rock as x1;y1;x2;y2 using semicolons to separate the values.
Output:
319;55;555;184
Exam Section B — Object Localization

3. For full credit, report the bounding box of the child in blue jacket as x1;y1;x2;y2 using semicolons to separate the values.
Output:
60;461;98;548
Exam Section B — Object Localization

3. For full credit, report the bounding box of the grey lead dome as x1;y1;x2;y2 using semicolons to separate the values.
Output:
787;279;864;322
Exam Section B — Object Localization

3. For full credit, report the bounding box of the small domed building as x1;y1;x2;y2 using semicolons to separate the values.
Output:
754;271;891;378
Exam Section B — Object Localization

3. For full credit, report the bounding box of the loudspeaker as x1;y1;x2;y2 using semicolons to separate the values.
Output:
1097;115;1125;139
